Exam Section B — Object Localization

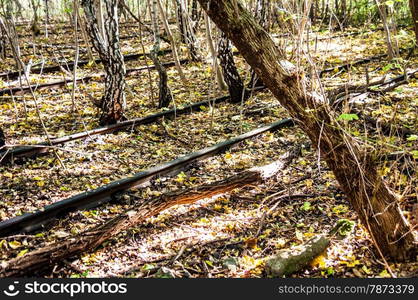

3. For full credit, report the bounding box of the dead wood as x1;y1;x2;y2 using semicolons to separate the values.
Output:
266;220;355;277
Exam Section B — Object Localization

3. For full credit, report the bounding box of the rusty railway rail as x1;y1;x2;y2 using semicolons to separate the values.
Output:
0;118;294;237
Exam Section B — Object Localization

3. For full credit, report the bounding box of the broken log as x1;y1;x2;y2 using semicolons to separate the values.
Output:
0;148;298;277
266;220;355;277
0;118;294;237
266;236;330;277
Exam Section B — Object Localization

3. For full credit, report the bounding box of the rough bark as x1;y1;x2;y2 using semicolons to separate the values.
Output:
218;32;249;103
0;151;296;277
198;0;416;261
82;0;127;125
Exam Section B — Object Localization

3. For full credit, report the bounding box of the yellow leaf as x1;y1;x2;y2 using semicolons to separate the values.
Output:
379;269;391;278
224;152;232;160
304;232;315;238
295;230;304;241
17;249;28;257
175;171;187;183
4;172;13;178
311;254;327;269
8;241;22;249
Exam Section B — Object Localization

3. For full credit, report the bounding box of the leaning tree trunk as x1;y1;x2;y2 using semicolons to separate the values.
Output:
218;32;249;103
82;0;126;125
198;0;416;261
410;0;418;44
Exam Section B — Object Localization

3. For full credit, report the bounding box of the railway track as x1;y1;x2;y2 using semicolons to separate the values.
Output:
2;51;412;163
0;48;172;81
0;90;231;163
0;118;294;237
0;57;185;97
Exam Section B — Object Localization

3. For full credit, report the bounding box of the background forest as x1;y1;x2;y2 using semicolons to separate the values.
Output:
0;0;417;278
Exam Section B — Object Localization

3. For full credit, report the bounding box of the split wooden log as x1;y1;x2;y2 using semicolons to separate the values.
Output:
0;147;299;277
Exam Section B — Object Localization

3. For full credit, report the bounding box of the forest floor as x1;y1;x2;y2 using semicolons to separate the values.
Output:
0;22;417;278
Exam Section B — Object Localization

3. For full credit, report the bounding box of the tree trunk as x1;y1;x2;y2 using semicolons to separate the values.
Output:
198;0;416;261
0;25;6;59
218;32;249;103
0;151;296;277
0;127;5;148
82;0;127;125
248;0;267;89
175;0;200;61
376;0;398;59
410;0;418;43
44;0;50;24
204;12;227;90
30;0;40;36
156;0;187;83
